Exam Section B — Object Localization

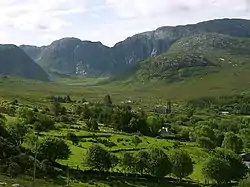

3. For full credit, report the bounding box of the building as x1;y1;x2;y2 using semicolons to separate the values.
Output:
158;127;173;138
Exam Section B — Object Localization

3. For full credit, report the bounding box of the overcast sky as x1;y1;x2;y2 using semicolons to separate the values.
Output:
0;0;250;47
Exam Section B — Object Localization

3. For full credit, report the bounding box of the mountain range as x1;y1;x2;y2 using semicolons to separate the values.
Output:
2;18;250;81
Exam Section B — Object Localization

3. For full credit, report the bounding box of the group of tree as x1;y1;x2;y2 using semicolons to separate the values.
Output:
202;148;248;186
47;95;72;103
187;95;250;115
73;102;165;137
0;117;69;178
189;119;248;152
84;145;194;181
18;107;55;132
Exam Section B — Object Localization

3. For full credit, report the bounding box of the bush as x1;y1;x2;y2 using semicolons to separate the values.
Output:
202;157;231;185
131;136;142;146
86;119;99;131
148;148;172;177
35;114;55;132
117;138;124;142
67;132;79;145
196;137;215;149
38;137;71;162
170;150;193;181
7;162;21;177
97;138;116;148
84;144;112;171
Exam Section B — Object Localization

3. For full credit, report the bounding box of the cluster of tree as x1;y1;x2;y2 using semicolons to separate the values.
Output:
202;148;248;186
73;101;165;137
18;107;55;132
84;145;194;181
189;119;249;152
47;95;72;103
0;119;69;178
187;95;250;115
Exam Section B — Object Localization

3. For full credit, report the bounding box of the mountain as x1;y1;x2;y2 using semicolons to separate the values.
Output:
121;33;250;83
20;18;250;76
21;38;113;76
0;45;49;81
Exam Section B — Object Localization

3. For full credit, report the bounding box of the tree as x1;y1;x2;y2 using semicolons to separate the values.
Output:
0;113;6;125
0;137;17;159
214;129;225;147
7;120;28;145
196;137;215;149
0;121;10;139
66;95;72;103
18;108;36;124
170;149;193;181
38;138;71;162
7;162;21;177
103;94;112;105
239;128;250;148
15;153;34;174
34;114;55;132
86;119;99;131
190;125;215;142
24;132;37;148
215;148;248;182
131;135;142;147
74;105;83;115
120;152;135;173
110;154;119;171
82;106;91;120
148;148;172;177
41;159;57;177
134;150;150;175
84;145;112;172
202;157;231;185
50;102;62;116
222;132;244;153
66;132;79;145
146;115;163;136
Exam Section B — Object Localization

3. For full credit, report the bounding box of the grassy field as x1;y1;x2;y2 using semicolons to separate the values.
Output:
0;71;248;187
1;65;250;110
39;125;209;183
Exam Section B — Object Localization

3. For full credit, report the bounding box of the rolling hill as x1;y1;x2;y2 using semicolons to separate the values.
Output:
20;18;250;77
0;45;49;81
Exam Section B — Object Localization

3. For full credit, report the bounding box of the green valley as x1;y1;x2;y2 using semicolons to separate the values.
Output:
0;18;250;187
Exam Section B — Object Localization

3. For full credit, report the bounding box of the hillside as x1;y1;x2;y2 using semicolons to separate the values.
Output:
123;33;250;82
0;45;49;81
20;18;250;76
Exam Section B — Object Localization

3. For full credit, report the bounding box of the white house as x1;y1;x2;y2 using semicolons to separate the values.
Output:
158;127;172;138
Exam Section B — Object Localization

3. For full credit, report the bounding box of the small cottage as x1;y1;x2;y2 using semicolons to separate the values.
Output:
158;127;172;138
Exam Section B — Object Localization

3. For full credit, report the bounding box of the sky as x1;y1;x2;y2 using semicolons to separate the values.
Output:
0;0;250;47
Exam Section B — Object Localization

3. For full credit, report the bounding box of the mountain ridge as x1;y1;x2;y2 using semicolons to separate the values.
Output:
20;18;250;77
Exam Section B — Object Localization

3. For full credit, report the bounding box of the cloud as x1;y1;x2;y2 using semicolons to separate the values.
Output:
106;0;250;20
0;0;250;46
98;0;250;46
0;0;86;32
